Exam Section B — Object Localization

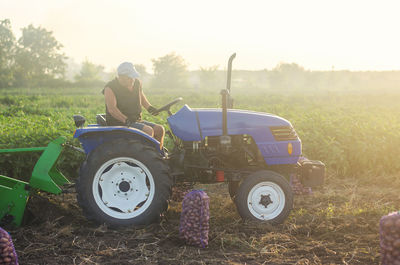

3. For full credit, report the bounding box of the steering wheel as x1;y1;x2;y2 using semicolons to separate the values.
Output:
153;97;183;116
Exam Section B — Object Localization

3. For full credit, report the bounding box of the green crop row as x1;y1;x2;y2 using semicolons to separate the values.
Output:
1;87;399;181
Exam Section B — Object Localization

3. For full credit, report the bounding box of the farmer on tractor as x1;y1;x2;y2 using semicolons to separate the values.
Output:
103;62;165;146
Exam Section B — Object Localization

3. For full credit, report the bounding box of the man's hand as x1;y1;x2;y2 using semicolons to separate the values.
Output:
125;118;135;127
147;106;158;116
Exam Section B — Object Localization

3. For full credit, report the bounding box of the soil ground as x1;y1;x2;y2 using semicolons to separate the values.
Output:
5;173;397;265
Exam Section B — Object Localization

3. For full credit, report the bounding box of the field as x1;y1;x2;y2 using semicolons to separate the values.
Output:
1;86;400;264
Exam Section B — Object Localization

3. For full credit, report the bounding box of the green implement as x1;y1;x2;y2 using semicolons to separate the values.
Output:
0;137;69;227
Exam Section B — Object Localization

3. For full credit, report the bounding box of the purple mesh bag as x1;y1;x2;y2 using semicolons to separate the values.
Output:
0;227;18;265
179;190;210;248
380;211;400;265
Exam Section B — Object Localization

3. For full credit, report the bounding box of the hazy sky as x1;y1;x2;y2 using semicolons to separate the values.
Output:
2;0;400;72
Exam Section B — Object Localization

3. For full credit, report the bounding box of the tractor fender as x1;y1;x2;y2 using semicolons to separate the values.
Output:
73;127;163;156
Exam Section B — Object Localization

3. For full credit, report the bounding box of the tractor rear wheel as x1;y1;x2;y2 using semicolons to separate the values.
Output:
76;139;172;227
228;181;240;200
235;170;293;224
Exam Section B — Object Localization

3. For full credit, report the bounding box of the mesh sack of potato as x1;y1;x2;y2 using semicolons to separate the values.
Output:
380;211;400;265
179;190;210;248
290;174;312;195
0;227;18;265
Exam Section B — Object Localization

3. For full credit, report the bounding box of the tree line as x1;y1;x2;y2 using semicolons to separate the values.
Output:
2;19;400;91
0;19;191;89
0;19;70;88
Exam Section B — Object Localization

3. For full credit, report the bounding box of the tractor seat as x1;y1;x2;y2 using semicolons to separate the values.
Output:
96;114;107;126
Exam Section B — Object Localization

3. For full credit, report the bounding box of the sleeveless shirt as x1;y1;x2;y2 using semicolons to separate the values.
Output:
103;78;142;126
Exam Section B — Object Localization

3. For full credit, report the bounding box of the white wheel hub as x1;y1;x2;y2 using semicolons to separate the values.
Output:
93;157;155;219
247;181;285;221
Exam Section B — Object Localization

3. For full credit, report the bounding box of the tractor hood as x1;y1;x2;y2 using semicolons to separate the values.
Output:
168;105;293;142
168;105;301;165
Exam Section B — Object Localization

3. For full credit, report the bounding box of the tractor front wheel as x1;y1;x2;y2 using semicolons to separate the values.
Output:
235;170;293;224
76;139;172;227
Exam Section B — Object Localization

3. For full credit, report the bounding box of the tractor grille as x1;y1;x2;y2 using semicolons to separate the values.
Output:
269;126;298;141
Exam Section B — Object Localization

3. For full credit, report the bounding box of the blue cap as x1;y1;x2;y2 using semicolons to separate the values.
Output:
117;62;140;79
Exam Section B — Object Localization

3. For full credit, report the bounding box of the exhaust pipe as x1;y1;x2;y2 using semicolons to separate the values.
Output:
220;53;236;150
226;53;236;94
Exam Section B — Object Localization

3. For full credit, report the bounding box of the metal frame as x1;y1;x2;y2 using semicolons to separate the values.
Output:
0;136;69;226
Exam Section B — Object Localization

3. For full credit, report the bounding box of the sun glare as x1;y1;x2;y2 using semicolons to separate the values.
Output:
2;0;400;70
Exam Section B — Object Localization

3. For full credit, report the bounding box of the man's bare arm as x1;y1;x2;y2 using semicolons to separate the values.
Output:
136;80;152;110
140;90;151;110
104;87;127;123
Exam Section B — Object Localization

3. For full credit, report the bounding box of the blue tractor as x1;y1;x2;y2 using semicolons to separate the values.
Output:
73;54;325;227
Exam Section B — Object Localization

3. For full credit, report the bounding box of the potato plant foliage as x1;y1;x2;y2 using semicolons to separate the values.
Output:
1;87;400;180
